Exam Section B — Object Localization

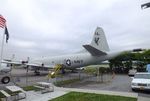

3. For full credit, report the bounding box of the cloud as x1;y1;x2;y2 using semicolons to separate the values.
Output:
11;39;37;48
0;0;150;59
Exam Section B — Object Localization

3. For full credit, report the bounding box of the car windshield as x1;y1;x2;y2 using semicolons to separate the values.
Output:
134;74;150;79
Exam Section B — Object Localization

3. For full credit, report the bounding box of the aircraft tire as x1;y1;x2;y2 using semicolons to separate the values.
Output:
1;76;10;84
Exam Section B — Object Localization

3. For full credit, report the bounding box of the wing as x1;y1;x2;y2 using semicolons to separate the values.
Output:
2;60;24;65
27;63;54;69
2;60;54;70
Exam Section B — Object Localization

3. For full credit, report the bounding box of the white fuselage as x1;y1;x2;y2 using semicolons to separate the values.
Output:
29;51;121;69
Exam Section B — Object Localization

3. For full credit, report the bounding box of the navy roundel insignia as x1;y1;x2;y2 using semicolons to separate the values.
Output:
66;59;71;66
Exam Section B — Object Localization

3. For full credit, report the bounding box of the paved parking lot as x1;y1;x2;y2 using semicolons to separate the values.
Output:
67;74;132;92
0;69;150;99
63;74;150;98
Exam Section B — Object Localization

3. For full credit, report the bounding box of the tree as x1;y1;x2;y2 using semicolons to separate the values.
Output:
109;49;150;73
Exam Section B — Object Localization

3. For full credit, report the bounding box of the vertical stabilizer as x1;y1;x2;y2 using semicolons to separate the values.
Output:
91;27;109;52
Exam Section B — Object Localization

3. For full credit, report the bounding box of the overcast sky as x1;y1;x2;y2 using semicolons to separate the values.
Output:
0;0;150;60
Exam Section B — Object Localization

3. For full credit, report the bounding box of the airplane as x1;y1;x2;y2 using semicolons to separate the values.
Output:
25;27;123;74
0;27;127;84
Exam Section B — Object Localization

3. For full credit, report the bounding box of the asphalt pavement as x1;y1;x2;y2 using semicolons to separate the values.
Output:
0;68;149;100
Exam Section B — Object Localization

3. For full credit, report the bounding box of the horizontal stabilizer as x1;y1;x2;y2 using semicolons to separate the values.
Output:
83;45;107;56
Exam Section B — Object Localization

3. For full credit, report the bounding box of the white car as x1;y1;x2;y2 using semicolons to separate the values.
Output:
131;72;150;91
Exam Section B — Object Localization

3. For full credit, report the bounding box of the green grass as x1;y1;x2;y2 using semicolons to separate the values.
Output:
54;78;80;86
22;86;43;91
49;92;137;101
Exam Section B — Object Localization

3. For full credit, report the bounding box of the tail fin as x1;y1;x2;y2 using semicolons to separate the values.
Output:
83;27;109;56
91;27;109;52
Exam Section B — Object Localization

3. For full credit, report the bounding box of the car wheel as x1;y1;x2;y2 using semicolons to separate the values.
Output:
1;76;10;84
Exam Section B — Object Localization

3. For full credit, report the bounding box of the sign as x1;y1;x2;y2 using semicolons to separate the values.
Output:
146;64;150;72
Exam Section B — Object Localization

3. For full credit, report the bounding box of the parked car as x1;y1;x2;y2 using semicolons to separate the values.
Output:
128;69;137;77
131;72;150;91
